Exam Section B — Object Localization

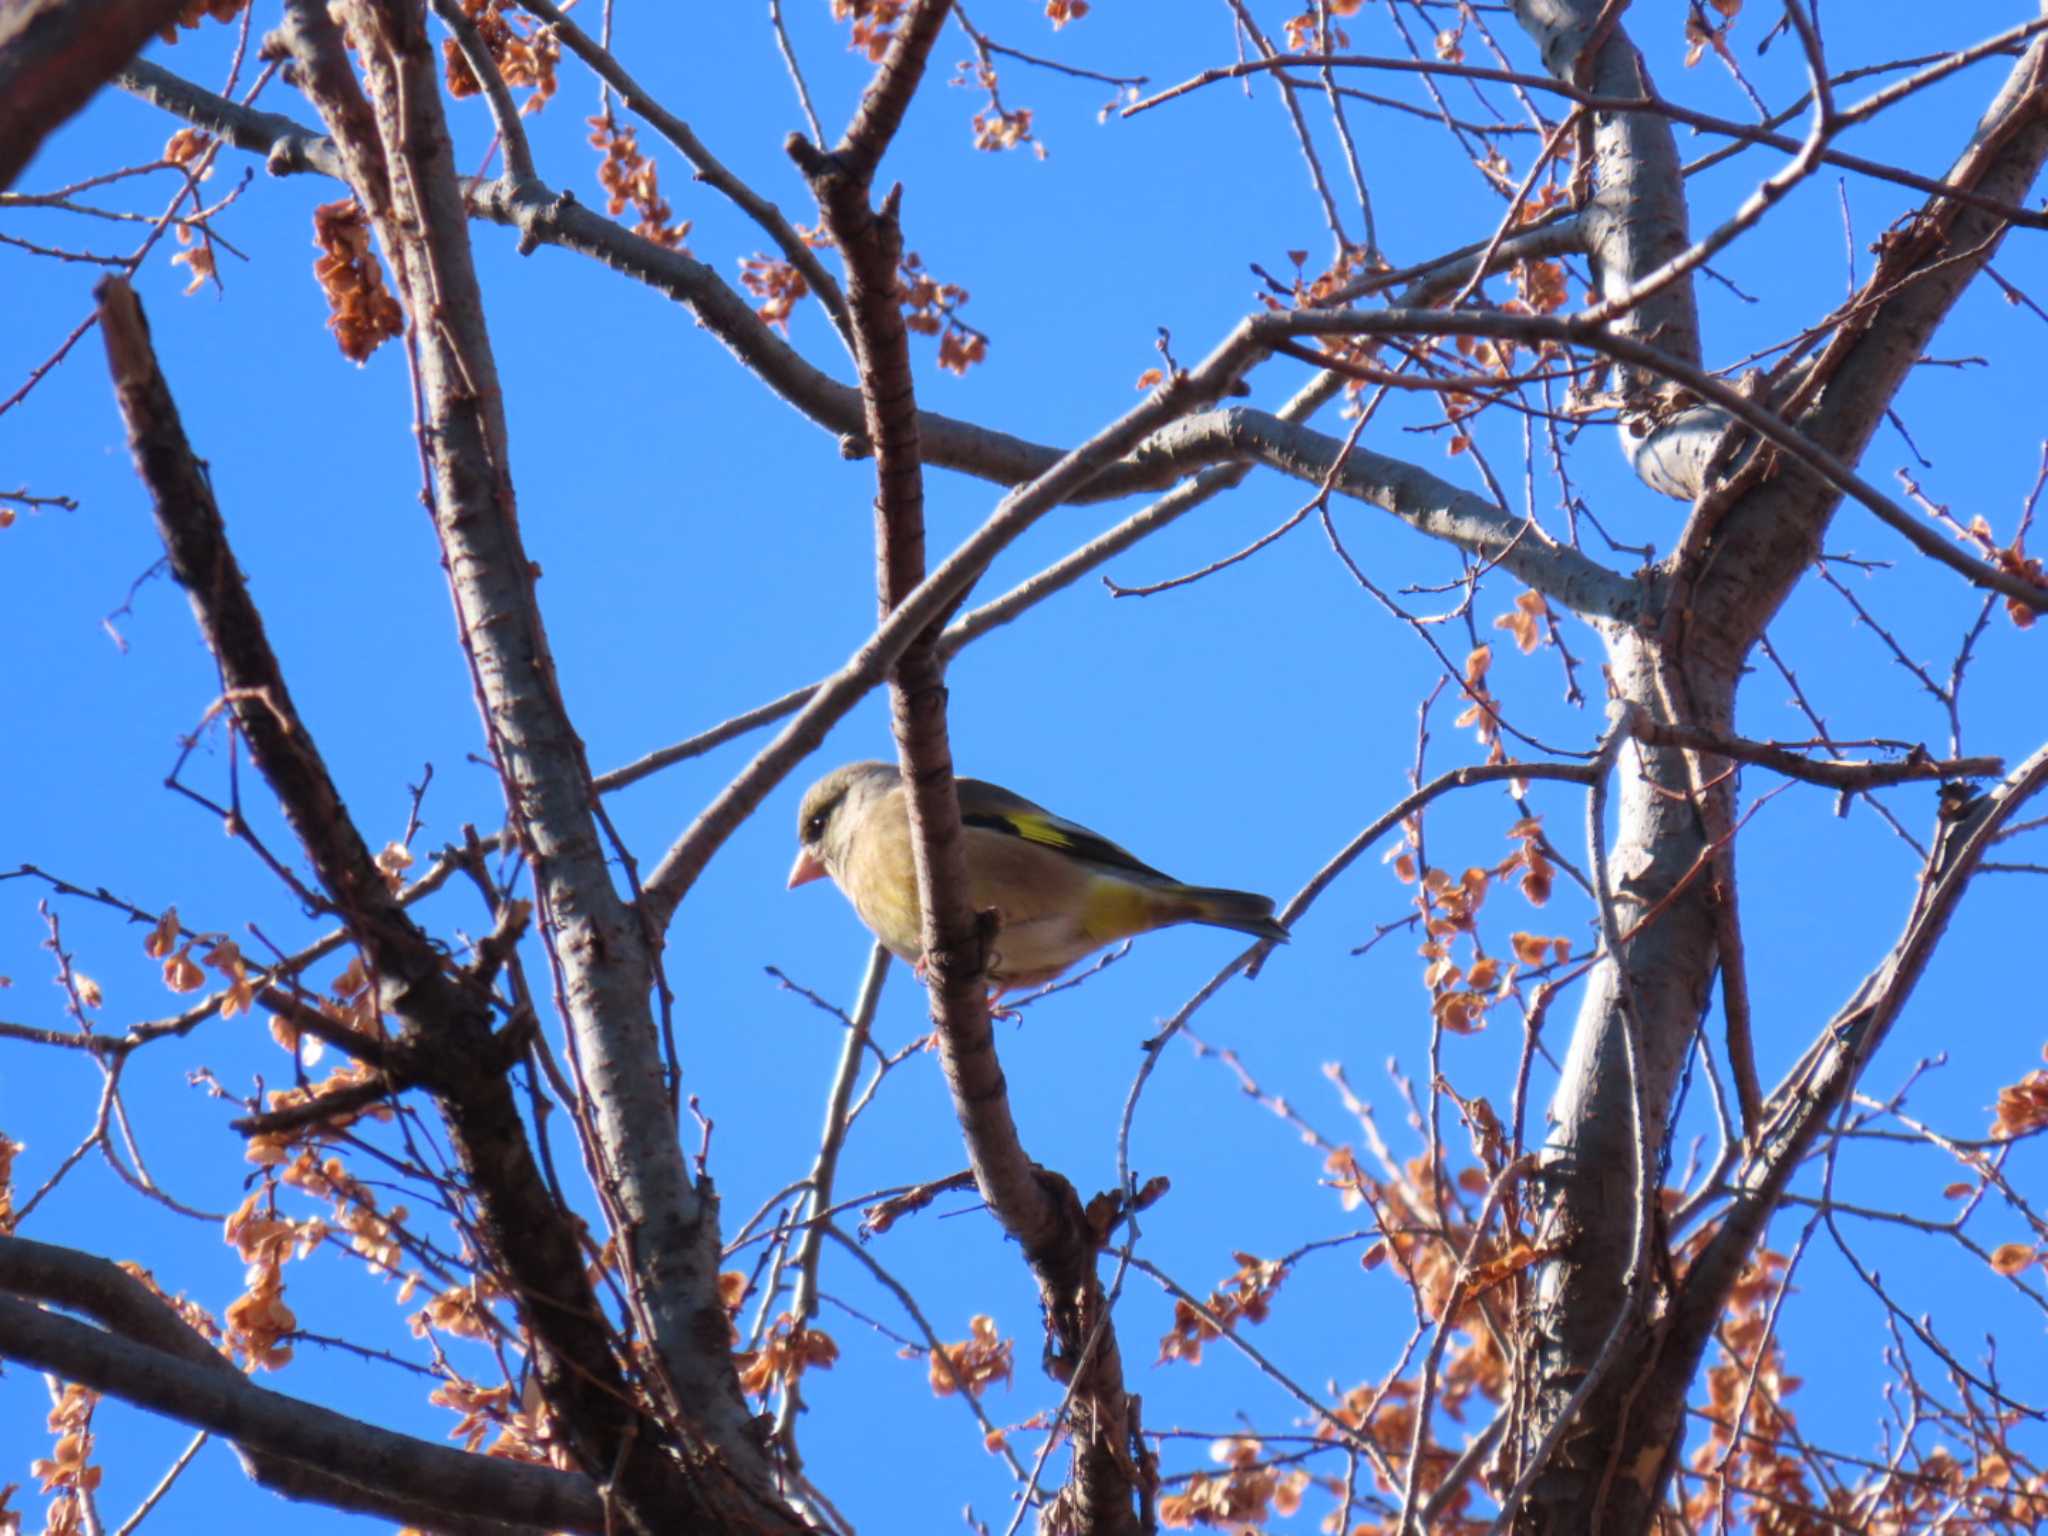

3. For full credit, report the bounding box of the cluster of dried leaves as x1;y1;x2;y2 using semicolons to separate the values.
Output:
587;114;692;250
439;0;559;114
737;237;986;373
1157;1252;1289;1366
1962;516;2044;630
1280;0;1364;53
832;0;908;64
969;92;1036;156
143;907;255;1015
899;251;986;374
311;197;404;363
925;1313;1014;1399
1994;1047;2048;1140
738;1312;842;1398
1684;0;1747;72
1383;804;1567;1037
740;252;811;332
1158;1437;1309;1531
1155;1120;1528;1531
0;1135;21;1234
1674;1237;2048;1533
26;1385;99;1536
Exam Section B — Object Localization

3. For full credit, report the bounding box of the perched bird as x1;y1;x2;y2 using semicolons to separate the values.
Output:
788;760;1289;989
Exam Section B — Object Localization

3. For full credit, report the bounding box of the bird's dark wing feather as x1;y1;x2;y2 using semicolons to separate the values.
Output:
956;778;1175;884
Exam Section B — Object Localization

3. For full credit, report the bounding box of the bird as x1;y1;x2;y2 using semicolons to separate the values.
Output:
787;760;1289;989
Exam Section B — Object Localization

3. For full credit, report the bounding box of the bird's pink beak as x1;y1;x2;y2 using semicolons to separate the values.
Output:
787;849;828;889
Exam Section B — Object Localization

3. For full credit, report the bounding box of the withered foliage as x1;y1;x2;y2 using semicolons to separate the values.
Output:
439;0;558;114
311;198;404;363
831;0;907;64
156;0;249;45
28;1386;99;1536
586;114;691;250
926;1314;1014;1399
899;251;985;374
738;1313;841;1398
1157;1253;1289;1367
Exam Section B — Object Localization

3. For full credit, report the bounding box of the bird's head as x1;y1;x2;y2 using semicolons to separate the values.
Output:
788;760;898;890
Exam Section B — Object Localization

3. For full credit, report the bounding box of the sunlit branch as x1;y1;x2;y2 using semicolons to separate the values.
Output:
1624;711;2002;790
1277;307;2048;615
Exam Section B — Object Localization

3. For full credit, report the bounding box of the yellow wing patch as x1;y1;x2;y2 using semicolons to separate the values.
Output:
1002;810;1076;851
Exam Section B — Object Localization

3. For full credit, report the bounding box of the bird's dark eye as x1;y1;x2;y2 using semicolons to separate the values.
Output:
803;813;828;843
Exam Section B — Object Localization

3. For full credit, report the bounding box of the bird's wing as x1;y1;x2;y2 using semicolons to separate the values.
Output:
955;778;1175;884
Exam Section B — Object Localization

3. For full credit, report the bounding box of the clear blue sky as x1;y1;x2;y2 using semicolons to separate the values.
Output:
3;4;2044;1531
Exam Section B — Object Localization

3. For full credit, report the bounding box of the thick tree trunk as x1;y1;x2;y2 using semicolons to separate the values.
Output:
0;0;189;190
1515;617;1730;1534
1513;13;2048;1530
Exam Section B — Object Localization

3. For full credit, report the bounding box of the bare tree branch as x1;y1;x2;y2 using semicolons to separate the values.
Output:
1662;741;2048;1427
0;1236;601;1536
1277;308;2048;617
796;4;1144;1523
636;309;1281;926
272;0;798;1521
94;241;753;1531
1624;711;2002;789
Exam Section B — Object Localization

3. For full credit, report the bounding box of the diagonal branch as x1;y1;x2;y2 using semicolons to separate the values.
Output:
589;372;1347;799
277;0;804;1523
116;57;345;175
1662;741;2048;1399
796;5;1143;1523
1140;404;1646;622
1275;307;2048;616
93;256;718;1534
635;311;1276;927
1687;15;2048;650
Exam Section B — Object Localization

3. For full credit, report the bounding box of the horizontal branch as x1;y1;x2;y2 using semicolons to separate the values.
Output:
1625;713;2003;789
1273;308;2048;615
1142;405;1645;623
118;59;346;179
0;1293;603;1534
0;1235;596;1535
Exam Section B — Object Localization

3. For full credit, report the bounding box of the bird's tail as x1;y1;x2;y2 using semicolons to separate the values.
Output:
1180;885;1290;943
